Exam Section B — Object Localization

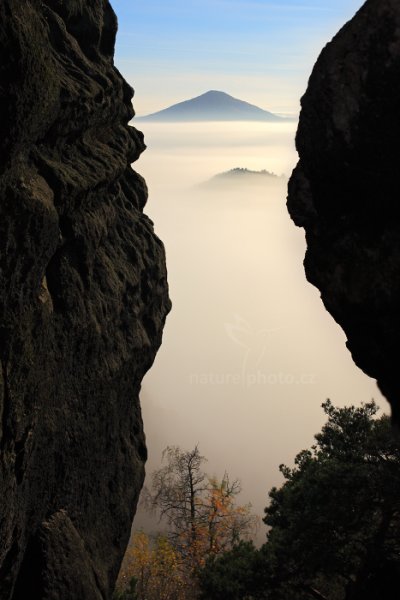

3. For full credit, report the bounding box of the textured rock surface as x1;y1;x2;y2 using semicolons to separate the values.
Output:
0;1;170;598
288;0;400;422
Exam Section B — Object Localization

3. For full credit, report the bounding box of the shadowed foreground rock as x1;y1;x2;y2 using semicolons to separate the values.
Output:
288;0;400;423
0;1;170;598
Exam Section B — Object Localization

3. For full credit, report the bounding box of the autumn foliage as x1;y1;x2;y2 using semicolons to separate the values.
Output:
115;446;258;599
116;531;186;600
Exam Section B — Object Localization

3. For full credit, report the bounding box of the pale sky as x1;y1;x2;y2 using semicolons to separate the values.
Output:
112;0;365;116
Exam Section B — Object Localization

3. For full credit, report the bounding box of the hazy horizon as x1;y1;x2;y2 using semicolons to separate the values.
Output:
109;0;381;546
130;120;384;544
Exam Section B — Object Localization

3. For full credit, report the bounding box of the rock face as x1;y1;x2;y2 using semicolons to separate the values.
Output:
0;1;170;598
288;0;400;422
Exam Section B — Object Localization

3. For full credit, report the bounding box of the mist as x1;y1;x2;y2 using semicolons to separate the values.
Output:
133;121;385;544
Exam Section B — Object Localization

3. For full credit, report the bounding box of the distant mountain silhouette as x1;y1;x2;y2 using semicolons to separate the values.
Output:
199;168;287;190
136;91;287;122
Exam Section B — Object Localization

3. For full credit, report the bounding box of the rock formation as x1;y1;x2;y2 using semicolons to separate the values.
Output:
288;0;400;423
0;1;170;598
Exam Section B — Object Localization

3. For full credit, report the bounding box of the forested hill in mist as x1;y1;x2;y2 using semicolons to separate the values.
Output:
199;167;287;190
136;90;287;122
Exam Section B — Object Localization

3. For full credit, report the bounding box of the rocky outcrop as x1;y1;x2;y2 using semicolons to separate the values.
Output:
0;1;170;598
287;0;400;422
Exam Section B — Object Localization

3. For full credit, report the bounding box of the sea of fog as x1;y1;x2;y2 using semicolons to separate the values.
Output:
133;121;385;544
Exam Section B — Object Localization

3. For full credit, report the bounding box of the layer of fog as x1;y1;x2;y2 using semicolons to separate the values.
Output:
134;121;385;544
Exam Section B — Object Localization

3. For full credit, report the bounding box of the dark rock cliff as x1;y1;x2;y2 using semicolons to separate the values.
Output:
0;1;171;598
287;0;400;423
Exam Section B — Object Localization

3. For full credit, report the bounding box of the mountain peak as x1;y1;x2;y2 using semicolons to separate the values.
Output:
203;90;230;96
136;91;287;123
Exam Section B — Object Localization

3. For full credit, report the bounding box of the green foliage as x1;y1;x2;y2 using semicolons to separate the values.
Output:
263;400;400;600
198;401;400;600
198;541;266;600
